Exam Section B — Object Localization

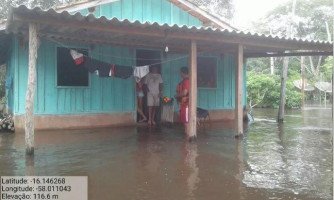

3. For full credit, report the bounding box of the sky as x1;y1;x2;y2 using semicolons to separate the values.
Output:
233;0;291;29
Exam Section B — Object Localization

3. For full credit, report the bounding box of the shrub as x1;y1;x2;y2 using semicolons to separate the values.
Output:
247;71;301;109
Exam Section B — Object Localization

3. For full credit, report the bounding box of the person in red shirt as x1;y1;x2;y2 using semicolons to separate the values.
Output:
176;67;190;134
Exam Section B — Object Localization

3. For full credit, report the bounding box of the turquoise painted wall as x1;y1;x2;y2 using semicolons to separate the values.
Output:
162;53;247;111
12;38;135;115
77;0;202;27
10;40;246;115
6;38;15;113
7;0;248;115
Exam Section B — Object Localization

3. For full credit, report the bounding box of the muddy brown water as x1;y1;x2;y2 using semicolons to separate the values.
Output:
0;108;332;200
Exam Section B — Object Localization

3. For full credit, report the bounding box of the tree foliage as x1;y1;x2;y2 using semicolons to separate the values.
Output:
247;0;332;108
249;0;332;71
253;0;333;40
321;57;333;81
247;71;302;109
0;0;75;20
188;0;234;19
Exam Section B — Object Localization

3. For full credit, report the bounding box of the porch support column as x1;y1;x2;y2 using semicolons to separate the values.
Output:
278;57;289;122
235;44;244;136
25;23;39;155
188;40;197;140
301;56;305;109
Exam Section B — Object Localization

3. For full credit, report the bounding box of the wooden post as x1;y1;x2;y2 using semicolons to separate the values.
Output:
278;57;289;122
278;0;296;122
235;44;243;136
25;23;39;155
187;40;197;140
270;57;275;75
332;60;333;136
301;56;305;109
331;19;334;140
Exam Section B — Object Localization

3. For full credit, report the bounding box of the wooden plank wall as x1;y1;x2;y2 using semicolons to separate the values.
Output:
11;40;246;115
78;0;202;27
162;53;246;111
13;39;135;115
5;38;16;112
8;0;249;115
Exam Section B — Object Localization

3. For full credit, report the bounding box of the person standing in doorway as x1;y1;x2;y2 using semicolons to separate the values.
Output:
136;80;147;123
176;67;190;134
144;66;163;126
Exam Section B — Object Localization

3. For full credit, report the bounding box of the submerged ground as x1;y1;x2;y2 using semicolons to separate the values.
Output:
0;108;332;200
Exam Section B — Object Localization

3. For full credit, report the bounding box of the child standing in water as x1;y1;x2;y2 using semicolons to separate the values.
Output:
136;80;147;123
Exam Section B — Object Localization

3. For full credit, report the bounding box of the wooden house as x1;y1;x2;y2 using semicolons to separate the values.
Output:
0;0;331;144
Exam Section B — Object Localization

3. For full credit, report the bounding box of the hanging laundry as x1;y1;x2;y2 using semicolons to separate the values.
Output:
82;57;111;75
70;50;84;65
82;57;99;73
109;65;114;77
112;65;133;79
133;65;149;82
98;64;112;77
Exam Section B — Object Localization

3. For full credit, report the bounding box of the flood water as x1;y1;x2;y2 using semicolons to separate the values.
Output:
0;108;332;200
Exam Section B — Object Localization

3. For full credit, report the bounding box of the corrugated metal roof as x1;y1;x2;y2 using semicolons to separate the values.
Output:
5;5;333;54
168;0;237;30
54;0;237;30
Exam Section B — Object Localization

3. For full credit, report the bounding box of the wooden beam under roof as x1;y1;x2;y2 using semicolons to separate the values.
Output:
40;32;188;53
245;51;333;58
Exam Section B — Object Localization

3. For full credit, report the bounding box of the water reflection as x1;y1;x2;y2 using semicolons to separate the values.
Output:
183;142;199;200
133;128;200;200
25;155;35;176
235;138;246;200
0;108;331;200
243;108;333;199
0;132;20;175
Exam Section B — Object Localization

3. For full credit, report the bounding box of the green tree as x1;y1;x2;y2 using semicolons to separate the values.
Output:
247;71;302;108
0;0;75;20
321;57;333;81
246;0;332;109
251;0;332;81
188;0;234;19
253;0;332;40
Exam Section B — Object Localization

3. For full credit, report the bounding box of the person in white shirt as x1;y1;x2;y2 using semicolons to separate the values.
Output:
144;66;163;126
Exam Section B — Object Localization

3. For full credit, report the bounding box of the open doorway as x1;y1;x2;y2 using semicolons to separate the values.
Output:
136;49;162;123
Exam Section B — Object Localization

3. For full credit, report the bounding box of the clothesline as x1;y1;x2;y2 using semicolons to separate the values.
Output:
47;37;215;83
47;38;193;66
70;49;145;81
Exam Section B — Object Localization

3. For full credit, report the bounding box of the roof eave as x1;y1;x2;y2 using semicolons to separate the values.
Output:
5;6;333;55
168;0;238;31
